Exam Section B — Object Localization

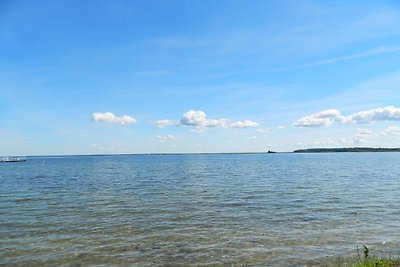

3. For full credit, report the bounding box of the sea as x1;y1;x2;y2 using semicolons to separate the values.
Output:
1;153;400;266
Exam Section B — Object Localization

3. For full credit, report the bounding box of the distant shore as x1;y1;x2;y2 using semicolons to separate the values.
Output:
293;147;400;153
12;148;400;158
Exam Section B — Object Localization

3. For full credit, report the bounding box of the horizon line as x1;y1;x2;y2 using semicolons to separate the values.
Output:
24;151;287;157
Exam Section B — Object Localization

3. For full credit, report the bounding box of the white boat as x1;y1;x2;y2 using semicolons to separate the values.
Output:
0;156;27;163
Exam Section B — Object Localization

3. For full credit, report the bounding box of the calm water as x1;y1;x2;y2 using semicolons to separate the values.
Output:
1;153;400;266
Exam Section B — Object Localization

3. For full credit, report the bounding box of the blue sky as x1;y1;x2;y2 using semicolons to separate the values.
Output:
1;0;400;155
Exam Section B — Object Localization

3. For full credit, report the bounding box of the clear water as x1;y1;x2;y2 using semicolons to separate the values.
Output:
1;153;400;266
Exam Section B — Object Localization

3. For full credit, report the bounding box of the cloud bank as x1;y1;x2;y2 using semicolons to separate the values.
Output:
156;110;260;130
92;112;136;126
340;106;400;124
294;106;400;127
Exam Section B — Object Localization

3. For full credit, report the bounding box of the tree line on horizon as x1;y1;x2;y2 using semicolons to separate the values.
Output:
293;147;400;153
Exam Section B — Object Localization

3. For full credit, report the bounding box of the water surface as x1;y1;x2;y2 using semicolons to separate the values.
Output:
1;153;400;266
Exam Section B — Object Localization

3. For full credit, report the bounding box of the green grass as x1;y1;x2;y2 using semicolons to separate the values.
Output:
338;246;400;267
340;257;400;267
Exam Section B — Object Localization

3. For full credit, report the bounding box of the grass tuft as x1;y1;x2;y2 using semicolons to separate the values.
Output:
340;257;400;267
338;246;400;267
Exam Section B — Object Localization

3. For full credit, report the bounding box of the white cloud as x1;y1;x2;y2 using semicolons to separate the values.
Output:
180;110;228;128
381;126;400;136
92;112;136;126
293;109;341;127
156;119;176;128
313;135;368;146
356;128;373;136
158;134;177;142
339;137;366;145
294;106;400;127
340;106;400;124
157;110;260;131
247;136;258;140
230;120;260;129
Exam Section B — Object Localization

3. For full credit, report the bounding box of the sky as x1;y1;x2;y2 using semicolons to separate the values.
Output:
1;0;400;155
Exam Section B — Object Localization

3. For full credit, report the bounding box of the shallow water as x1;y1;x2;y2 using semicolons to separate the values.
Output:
1;153;400;266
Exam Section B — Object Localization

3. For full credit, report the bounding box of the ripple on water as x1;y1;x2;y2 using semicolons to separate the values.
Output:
1;153;400;266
